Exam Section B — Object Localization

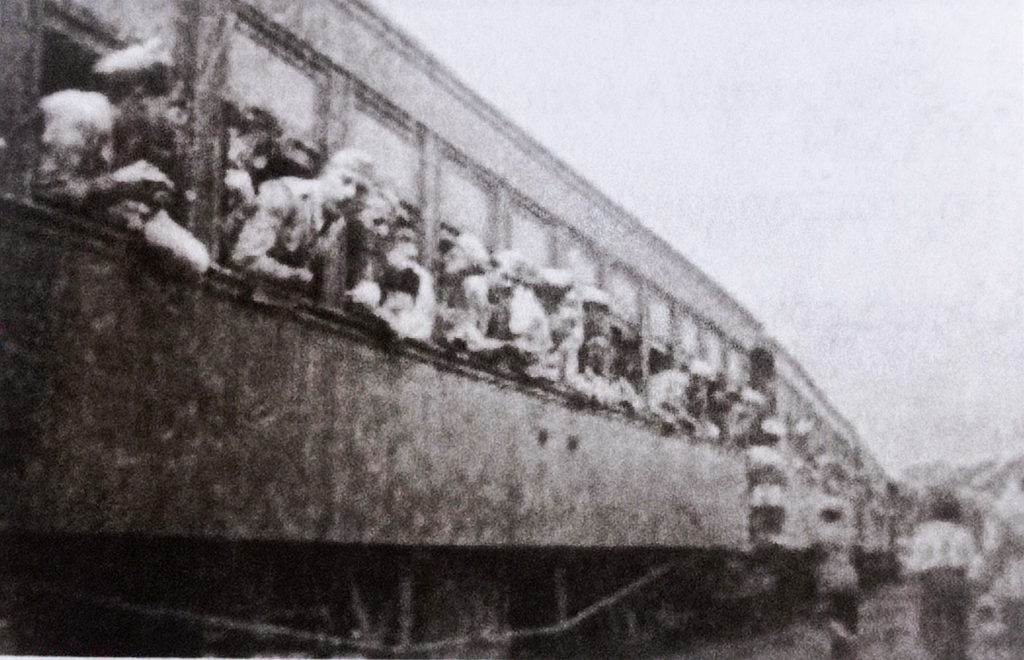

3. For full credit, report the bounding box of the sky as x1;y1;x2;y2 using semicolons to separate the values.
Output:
371;0;1024;475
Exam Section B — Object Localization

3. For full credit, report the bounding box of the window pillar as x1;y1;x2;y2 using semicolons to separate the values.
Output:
178;0;231;254
0;0;42;197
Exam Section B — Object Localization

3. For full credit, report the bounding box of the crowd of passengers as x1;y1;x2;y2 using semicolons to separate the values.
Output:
29;38;800;446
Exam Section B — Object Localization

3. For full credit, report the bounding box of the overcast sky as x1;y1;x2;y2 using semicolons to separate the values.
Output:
372;0;1024;475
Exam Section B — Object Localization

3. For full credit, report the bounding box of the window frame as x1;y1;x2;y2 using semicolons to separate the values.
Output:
725;342;749;388
674;306;702;367
558;227;603;288
645;285;674;349
698;322;724;374
506;193;556;268
436;141;497;247
348;82;424;207
228;10;332;152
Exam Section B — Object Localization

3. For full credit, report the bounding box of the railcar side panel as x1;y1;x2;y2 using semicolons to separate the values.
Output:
1;202;750;549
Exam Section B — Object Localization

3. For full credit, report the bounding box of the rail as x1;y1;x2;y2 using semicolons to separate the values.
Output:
21;562;677;655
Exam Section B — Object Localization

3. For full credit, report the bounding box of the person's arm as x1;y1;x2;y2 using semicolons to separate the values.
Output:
230;181;313;285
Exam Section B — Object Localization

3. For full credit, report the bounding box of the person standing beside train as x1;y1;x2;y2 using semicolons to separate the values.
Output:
815;502;860;659
904;489;981;660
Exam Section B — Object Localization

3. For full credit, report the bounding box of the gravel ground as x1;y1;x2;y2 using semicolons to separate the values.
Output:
665;583;1024;660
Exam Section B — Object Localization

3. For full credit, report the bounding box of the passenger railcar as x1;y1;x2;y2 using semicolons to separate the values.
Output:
0;0;900;656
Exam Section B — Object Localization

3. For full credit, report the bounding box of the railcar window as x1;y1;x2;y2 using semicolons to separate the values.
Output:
676;312;700;364
509;203;553;267
646;291;673;373
561;236;600;286
726;347;749;388
606;268;643;390
40;30;100;96
438;156;491;241
700;326;723;373
347;102;421;204
647;293;672;345
227;30;319;140
606;269;640;325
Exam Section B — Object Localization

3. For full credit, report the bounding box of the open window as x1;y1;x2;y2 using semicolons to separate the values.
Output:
560;233;600;287
646;290;673;376
219;18;333;277
347;89;422;206
438;152;493;246
30;27;106;208
675;311;700;368
40;29;102;96
606;267;643;389
225;25;324;184
509;202;553;268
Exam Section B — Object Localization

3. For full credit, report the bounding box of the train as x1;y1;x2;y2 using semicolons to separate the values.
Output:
0;0;903;656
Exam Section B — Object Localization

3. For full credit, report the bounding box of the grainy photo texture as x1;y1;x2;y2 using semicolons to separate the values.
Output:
0;0;1021;658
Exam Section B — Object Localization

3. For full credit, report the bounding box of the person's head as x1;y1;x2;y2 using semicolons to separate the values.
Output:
223;167;256;213
929;489;962;523
443;232;490;275
319;149;375;218
817;501;850;545
582;336;613;377
386;223;421;268
491;249;535;286
38;90;115;160
688;359;716;383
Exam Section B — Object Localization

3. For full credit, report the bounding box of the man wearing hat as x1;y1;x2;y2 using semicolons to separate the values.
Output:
33;40;209;274
814;501;860;659
230;149;375;287
434;228;494;350
32;37;180;220
905;489;980;660
486;250;553;370
532;268;582;382
374;204;435;340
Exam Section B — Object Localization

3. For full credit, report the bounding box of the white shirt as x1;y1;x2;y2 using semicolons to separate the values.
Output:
904;520;979;574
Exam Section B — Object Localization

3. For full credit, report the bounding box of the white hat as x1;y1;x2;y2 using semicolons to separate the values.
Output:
538;267;574;289
689;360;716;379
740;387;768;406
761;418;787;437
579;285;611;306
454;233;491;269
224;168;255;201
39;90;115;141
94;38;172;77
750;484;785;508
325;149;377;185
747;445;787;470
